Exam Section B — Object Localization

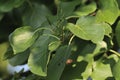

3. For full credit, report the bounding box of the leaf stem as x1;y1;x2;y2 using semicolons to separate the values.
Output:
68;35;75;45
35;27;54;33
43;34;60;40
109;49;120;57
66;15;79;20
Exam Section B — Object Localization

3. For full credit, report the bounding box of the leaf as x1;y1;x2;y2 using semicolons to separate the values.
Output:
0;42;8;70
47;46;71;80
25;74;41;80
115;21;120;47
9;26;38;54
93;41;107;55
58;0;81;18
74;2;97;16
82;54;94;80
8;49;30;66
3;45;14;60
76;16;111;37
61;41;96;80
48;40;61;52
23;3;51;28
112;59;120;80
61;61;87;80
91;61;113;80
67;16;105;43
103;23;112;37
76;43;95;79
76;16;96;25
96;0;119;24
0;0;25;12
117;0;120;9
28;35;52;76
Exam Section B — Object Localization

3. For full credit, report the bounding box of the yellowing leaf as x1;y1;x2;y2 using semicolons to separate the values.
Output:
9;26;38;54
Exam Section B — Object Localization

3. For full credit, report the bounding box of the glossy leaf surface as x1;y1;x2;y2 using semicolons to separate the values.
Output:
9;26;38;54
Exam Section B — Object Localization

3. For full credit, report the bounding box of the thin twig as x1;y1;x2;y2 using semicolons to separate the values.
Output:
109;49;120;57
68;35;75;45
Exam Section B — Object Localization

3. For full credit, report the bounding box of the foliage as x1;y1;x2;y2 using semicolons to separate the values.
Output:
0;0;120;80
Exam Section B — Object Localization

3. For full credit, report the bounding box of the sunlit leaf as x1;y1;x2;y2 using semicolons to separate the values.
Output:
82;54;93;80
91;61;113;80
103;23;112;37
48;40;61;52
9;26;38;54
67;16;105;43
74;2;97;16
96;0;119;24
0;42;8;70
93;41;107;55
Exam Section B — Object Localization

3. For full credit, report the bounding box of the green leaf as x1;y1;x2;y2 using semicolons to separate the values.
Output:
0;0;25;12
0;42;8;69
82;54;93;80
25;74;42;80
77;43;95;79
48;40;61;52
115;21;120;47
93;41;107;55
67;16;105;43
91;61;113;80
47;46;71;80
61;61;87;80
96;0;119;24
61;41;96;80
23;3;51;28
76;16;96;25
103;23;112;37
58;0;81;18
28;35;52;76
3;45;14;60
117;0;120;9
74;2;97;16
113;59;120;80
8;49;30;66
9;26;38;54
